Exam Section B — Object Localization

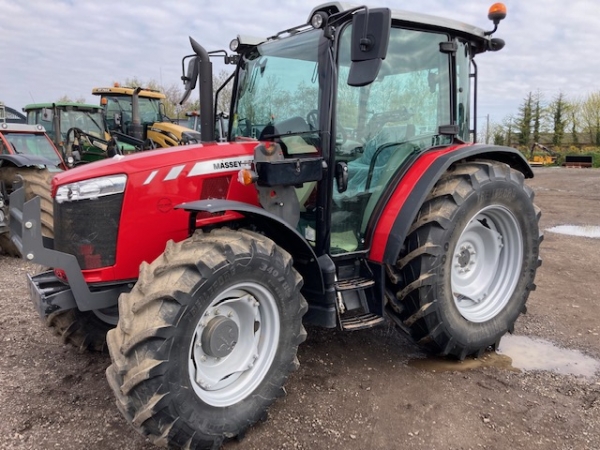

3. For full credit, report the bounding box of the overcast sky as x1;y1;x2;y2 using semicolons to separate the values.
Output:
1;0;598;126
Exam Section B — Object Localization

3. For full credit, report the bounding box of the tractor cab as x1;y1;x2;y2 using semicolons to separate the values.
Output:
185;3;506;259
179;3;517;330
92;84;202;149
23;102;123;164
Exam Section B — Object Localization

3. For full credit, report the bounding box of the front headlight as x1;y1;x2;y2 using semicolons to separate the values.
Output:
55;174;127;203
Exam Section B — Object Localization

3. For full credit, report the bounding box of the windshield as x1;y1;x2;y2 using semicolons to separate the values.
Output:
59;110;106;137
232;31;321;143
104;96;161;131
2;133;61;165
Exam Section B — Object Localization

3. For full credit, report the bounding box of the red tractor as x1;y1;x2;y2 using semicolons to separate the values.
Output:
0;103;66;255
10;3;541;449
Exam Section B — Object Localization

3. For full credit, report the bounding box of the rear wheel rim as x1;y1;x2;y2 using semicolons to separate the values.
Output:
451;205;523;323
188;282;280;407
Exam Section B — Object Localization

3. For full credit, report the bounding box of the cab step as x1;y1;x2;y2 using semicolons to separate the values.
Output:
340;313;385;330
335;276;383;330
335;276;375;291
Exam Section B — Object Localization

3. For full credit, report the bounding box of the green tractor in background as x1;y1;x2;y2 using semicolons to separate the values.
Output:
23;102;137;165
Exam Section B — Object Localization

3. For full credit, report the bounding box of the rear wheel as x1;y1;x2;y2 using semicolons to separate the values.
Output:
387;161;541;359
0;166;55;256
106;228;307;449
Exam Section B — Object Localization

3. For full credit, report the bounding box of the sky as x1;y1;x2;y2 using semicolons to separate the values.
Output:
1;0;599;126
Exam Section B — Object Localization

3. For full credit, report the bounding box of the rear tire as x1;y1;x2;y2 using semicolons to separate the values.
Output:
387;161;541;359
106;228;307;449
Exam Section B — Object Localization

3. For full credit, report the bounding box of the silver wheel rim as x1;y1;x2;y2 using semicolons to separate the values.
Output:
451;205;523;323
188;282;280;407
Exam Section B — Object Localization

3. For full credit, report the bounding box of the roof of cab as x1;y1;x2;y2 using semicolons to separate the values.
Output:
309;2;488;39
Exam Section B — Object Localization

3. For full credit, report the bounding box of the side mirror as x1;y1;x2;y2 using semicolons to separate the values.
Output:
114;113;121;127
348;8;391;87
180;57;199;104
41;108;53;122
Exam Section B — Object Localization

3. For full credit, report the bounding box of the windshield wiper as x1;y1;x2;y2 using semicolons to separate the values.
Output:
84;112;104;133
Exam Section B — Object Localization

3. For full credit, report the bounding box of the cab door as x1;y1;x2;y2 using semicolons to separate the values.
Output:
331;24;454;254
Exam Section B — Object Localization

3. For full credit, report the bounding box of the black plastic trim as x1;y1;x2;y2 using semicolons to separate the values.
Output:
177;199;325;295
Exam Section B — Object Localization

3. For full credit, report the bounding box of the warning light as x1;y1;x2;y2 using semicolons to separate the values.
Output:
488;3;507;23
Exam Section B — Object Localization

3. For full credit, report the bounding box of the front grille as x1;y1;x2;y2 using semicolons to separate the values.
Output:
54;193;124;269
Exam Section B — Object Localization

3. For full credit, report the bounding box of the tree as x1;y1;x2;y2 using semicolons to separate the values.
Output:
490;122;505;145
581;92;600;146
56;95;86;104
569;98;581;146
516;92;533;148
532;90;543;144
213;69;234;114
549;92;567;147
503;115;515;147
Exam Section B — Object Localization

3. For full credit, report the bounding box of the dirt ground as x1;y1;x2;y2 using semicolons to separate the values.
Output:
1;167;599;450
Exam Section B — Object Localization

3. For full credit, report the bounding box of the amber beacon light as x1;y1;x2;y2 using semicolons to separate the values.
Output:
488;3;507;23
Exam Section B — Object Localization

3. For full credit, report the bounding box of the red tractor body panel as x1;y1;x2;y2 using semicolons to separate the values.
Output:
368;144;463;262
53;141;260;282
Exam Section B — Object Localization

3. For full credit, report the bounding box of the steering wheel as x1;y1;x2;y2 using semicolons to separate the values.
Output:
365;107;412;139
306;110;319;131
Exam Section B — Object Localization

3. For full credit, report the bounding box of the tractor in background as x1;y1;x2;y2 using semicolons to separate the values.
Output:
92;84;201;149
0;102;63;255
10;3;542;448
177;110;229;142
23;102;136;165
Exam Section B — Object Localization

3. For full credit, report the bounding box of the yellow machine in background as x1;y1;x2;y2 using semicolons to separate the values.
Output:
92;85;201;149
527;142;557;166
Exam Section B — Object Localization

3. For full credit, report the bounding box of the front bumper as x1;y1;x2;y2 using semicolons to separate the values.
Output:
27;271;76;319
9;186;127;317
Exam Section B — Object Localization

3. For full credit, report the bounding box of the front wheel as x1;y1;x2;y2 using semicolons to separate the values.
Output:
387;160;541;359
106;228;307;449
47;307;117;353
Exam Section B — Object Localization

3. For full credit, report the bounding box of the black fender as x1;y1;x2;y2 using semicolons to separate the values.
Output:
0;153;56;168
374;144;533;265
177;199;324;295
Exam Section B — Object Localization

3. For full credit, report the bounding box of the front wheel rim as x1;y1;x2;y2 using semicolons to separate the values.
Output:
188;282;280;407
451;205;523;323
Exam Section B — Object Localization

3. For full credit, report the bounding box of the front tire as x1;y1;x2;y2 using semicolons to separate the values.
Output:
47;307;117;353
387;161;541;359
106;228;307;449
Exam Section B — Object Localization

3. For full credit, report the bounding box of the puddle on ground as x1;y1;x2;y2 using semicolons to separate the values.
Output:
409;334;600;379
547;225;600;239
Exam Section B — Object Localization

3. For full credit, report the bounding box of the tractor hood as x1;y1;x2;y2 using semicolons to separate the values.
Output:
49;140;260;281
50;140;256;194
